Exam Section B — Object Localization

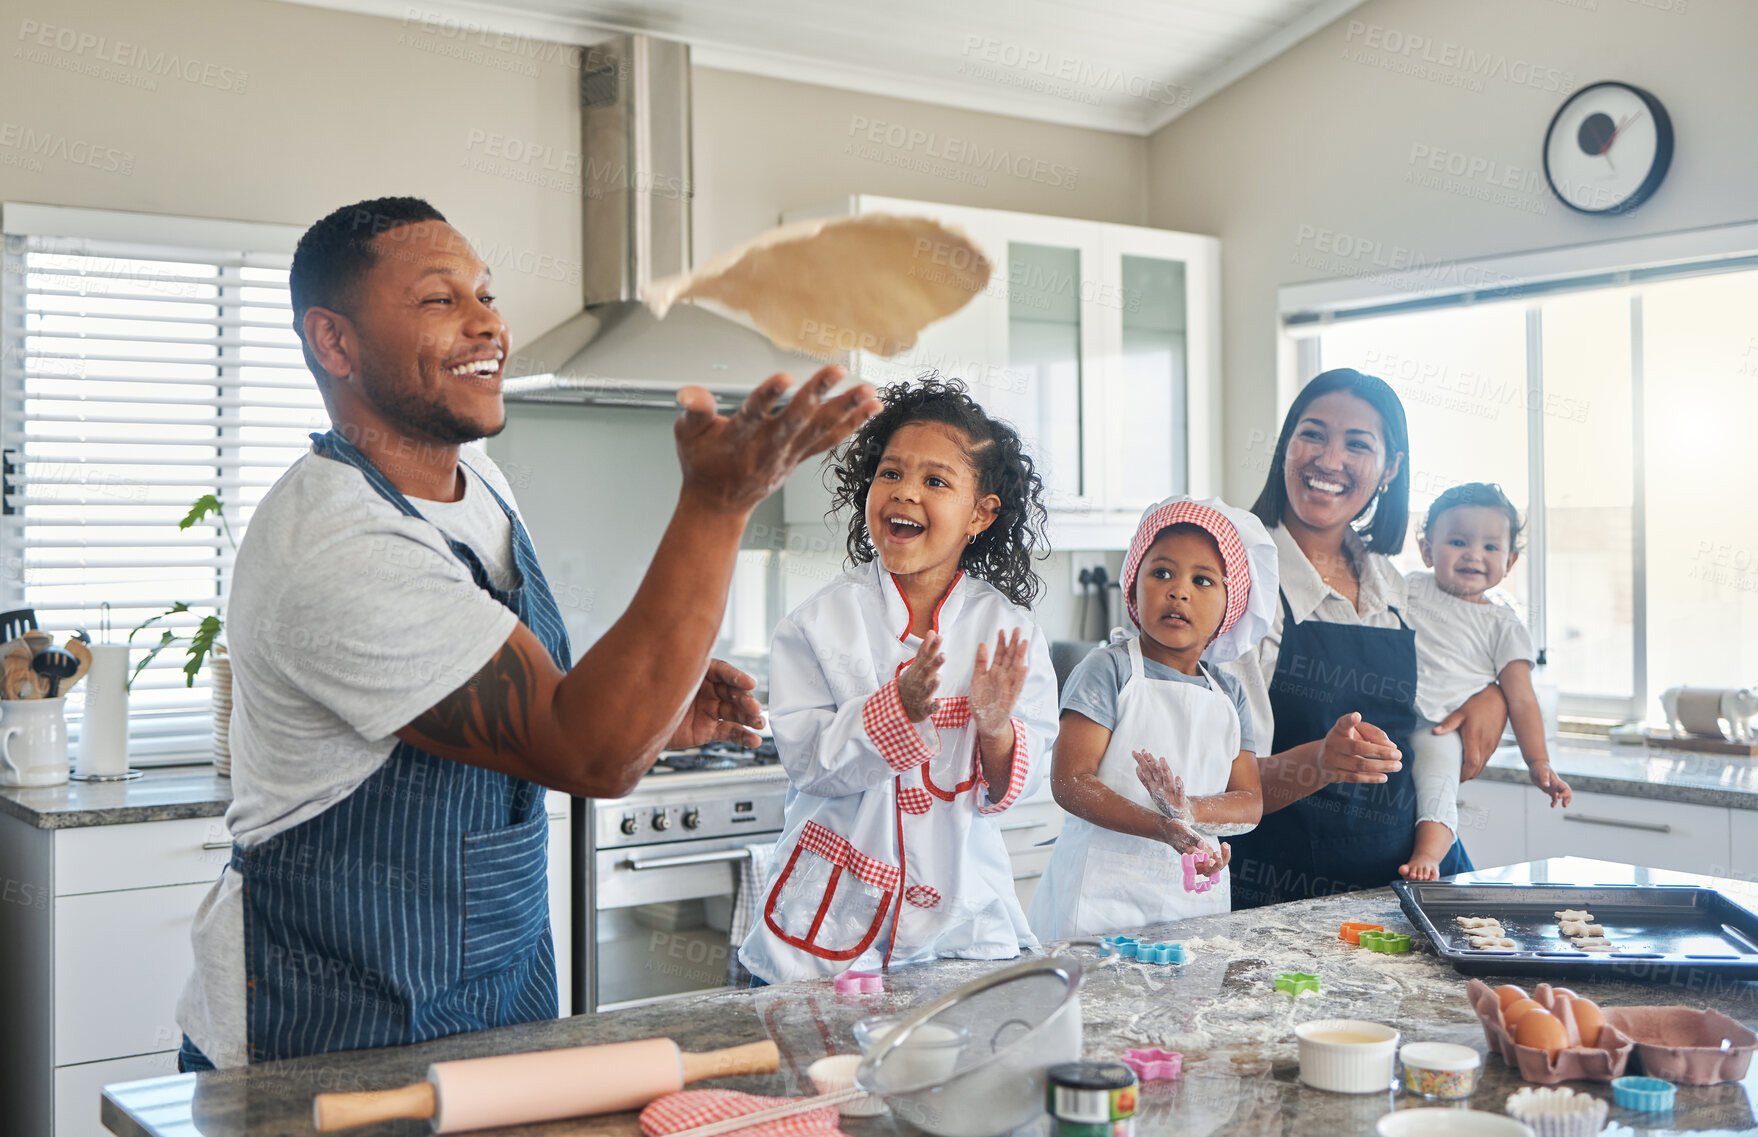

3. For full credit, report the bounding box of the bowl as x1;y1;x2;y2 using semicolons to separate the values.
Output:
1296;1019;1400;1094
1399;1042;1481;1100
808;1054;887;1117
1377;1108;1536;1136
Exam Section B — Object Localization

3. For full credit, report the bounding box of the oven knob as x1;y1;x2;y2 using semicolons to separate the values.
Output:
619;815;638;836
652;812;672;831
682;809;701;830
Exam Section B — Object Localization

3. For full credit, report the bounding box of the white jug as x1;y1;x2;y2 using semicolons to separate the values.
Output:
0;696;70;787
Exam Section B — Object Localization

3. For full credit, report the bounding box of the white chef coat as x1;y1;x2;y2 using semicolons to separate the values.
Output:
1218;524;1407;758
737;560;1059;984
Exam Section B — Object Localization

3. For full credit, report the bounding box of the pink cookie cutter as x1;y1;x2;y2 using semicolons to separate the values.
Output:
1121;1048;1183;1081
1182;851;1217;893
834;970;883;994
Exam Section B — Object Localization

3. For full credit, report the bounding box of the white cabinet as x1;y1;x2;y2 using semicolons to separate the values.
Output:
1455;777;1528;869
781;195;1221;551
1729;813;1758;881
54;1053;176;1137
1524;789;1731;875
544;790;573;1016
998;789;1066;915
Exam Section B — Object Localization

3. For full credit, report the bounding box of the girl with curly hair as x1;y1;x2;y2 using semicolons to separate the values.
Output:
737;378;1061;984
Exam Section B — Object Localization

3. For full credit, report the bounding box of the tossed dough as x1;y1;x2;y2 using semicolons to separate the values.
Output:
642;213;992;359
1456;916;1503;930
1553;909;1593;921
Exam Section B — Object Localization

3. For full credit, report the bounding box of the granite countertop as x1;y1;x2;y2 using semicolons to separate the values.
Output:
0;764;231;830
102;857;1758;1137
1477;738;1758;810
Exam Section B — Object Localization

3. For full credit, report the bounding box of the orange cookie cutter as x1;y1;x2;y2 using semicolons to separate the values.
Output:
1339;921;1385;945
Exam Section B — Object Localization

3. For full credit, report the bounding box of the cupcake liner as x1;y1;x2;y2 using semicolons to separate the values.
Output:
1504;1086;1608;1137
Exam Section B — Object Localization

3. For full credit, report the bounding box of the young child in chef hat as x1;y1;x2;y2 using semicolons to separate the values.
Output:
1029;496;1278;941
737;377;1061;986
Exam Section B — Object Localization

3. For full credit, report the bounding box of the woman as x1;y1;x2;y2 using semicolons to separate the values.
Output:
1222;369;1507;908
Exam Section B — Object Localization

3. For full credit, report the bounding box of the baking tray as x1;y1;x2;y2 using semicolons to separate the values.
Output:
1394;880;1758;981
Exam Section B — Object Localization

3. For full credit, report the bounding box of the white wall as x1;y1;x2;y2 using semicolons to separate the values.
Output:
1144;0;1758;504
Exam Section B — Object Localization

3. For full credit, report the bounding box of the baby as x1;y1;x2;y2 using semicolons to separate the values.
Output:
1401;482;1570;881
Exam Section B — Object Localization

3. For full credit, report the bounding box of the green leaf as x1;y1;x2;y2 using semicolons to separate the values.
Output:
183;615;223;687
128;629;178;692
179;494;224;531
127;601;188;645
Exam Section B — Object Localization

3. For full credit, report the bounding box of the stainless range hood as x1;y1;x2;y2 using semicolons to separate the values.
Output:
503;34;824;405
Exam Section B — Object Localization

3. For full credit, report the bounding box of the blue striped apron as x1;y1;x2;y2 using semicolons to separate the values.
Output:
231;429;573;1063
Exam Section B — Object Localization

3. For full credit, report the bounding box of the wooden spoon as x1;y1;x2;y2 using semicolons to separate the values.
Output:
62;639;92;694
3;649;41;699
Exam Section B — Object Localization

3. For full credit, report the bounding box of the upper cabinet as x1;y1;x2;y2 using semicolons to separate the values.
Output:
780;196;1220;550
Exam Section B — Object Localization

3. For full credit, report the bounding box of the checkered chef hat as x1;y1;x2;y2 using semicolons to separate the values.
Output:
1121;495;1278;663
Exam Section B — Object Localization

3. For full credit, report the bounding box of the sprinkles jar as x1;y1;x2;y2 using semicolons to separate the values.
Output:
1398;1042;1482;1100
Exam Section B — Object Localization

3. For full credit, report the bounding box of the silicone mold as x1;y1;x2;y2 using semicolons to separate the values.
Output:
1339;921;1385;945
1274;971;1320;996
1602;1005;1758;1085
1612;1076;1676;1112
833;970;883;994
1101;935;1186;964
1182;851;1217;893
1465;979;1634;1084
1120;1047;1183;1082
1358;931;1412;954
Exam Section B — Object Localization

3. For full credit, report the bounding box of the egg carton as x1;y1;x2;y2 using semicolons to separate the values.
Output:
1465;979;1633;1084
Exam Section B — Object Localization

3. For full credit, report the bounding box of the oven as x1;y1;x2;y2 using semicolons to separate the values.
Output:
578;760;789;1013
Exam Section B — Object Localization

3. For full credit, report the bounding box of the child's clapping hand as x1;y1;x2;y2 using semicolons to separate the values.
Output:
897;631;945;723
970;629;1030;740
1528;760;1572;807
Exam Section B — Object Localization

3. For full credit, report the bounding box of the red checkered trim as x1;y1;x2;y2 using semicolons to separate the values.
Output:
929;695;971;729
641;1089;844;1137
1122;500;1251;636
975;717;1030;816
904;885;941;909
798;821;901;892
862;679;938;772
897;786;934;815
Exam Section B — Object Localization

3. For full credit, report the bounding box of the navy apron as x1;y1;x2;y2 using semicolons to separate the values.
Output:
231;429;573;1063
1230;590;1471;909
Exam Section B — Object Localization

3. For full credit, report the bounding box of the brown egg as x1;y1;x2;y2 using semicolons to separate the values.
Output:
1568;997;1605;1047
1496;984;1530;1011
1502;997;1542;1028
1515;1008;1569;1057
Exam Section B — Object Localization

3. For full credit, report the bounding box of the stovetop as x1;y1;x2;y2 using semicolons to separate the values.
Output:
649;738;780;774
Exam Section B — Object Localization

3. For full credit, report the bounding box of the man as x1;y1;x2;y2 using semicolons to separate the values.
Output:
175;197;877;1069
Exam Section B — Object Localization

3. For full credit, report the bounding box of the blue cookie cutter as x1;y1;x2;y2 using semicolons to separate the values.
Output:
1612;1076;1676;1112
1101;934;1186;965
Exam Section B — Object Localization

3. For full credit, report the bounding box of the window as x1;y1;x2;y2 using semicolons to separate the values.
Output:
1;205;317;761
1284;228;1758;724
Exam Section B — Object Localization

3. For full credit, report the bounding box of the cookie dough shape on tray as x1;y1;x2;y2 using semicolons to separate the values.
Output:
1467;934;1517;949
1456;916;1503;930
1553;909;1593;921
642;214;992;358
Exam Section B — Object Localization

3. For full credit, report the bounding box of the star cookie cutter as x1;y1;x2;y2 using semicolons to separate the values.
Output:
1121;1047;1184;1081
1274;971;1320;995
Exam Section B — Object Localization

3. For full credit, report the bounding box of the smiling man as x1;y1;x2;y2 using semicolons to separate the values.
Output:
174;197;877;1069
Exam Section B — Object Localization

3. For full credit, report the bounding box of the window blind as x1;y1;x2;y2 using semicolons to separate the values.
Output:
0;226;325;761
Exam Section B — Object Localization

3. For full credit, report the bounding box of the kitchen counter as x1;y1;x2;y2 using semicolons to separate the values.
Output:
0;764;230;829
1477;738;1758;810
102;857;1758;1137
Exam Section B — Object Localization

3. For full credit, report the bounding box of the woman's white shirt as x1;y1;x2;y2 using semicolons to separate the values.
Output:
1217;524;1407;757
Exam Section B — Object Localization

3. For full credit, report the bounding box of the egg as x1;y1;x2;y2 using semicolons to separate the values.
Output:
1567;996;1605;1047
1515;1008;1569;1057
1502;998;1542;1028
1495;985;1530;1012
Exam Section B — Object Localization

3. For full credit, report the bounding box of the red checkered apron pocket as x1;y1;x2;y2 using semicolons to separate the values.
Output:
897;786;934;815
762;821;900;961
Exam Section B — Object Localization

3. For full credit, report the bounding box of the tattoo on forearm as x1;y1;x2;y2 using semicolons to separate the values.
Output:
408;640;536;754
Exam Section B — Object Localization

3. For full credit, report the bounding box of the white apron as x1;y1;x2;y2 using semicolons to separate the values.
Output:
1030;636;1240;941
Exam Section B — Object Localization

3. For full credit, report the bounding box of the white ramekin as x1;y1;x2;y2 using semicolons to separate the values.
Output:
1295;1019;1401;1094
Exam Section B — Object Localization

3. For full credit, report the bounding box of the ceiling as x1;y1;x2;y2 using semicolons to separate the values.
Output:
276;0;1368;134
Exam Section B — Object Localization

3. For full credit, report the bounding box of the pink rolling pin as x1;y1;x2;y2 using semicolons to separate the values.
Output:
312;1037;781;1133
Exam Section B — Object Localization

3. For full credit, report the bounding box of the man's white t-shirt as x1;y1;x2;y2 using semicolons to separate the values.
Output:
176;442;525;1068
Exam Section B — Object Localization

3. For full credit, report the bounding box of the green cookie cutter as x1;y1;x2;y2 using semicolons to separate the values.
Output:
1274;971;1320;995
1358;930;1412;954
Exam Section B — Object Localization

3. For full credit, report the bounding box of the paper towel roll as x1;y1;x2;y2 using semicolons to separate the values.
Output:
76;643;130;778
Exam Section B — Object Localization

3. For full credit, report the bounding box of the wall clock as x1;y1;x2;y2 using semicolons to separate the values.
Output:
1543;81;1673;215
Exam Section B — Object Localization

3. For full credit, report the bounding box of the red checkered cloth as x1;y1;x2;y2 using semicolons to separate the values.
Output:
862;678;938;772
929;696;971;729
640;1089;847;1137
798;821;901;892
974;716;1030;816
1121;499;1251;636
904;884;941;909
896;786;934;815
